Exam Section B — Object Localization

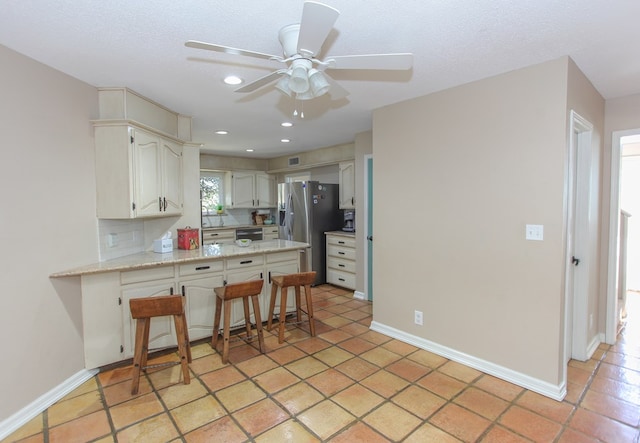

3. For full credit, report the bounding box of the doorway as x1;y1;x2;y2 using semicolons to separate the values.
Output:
606;130;640;343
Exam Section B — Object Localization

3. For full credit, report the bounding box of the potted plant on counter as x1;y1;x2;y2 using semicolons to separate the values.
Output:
216;204;224;214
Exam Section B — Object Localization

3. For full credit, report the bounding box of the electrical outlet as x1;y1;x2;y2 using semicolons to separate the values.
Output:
414;310;423;326
589;314;594;329
107;233;118;248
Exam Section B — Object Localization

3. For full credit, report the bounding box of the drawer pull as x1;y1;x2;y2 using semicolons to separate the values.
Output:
208;233;219;237
240;260;253;265
338;264;345;267
338;252;345;255
338;241;345;244
195;266;210;271
339;278;345;282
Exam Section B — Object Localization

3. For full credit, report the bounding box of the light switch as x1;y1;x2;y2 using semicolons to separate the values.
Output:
525;224;544;241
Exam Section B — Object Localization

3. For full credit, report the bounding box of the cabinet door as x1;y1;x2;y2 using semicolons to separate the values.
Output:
255;173;276;208
225;267;264;326
122;280;176;359
339;161;356;209
231;172;256;208
162;139;183;215
266;261;300;317
179;274;223;341
133;129;163;217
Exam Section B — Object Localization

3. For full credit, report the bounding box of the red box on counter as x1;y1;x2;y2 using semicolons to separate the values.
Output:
177;227;199;250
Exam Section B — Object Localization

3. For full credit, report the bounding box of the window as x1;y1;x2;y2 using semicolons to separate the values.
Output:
200;171;225;214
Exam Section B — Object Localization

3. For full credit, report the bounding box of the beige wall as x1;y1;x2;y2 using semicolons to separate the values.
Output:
371;57;604;389
0;45;99;420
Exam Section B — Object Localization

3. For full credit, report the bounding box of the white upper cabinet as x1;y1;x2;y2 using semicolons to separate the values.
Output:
94;124;183;218
227;171;276;209
339;161;355;209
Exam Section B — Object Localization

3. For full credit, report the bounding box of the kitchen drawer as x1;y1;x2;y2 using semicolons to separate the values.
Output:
178;260;223;277
327;269;355;290
121;265;174;285
226;254;264;270
266;250;298;264
327;244;356;261
327;256;356;274
202;229;235;242
327;235;355;248
262;227;279;236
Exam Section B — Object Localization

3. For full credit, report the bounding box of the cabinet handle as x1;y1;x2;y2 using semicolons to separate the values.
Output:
268;271;271;283
181;285;185;296
339;264;345;268
351;197;354;205
163;197;167;211
261;272;263;279
209;233;219;237
338;241;345;244
240;260;253;265
195;265;210;271
339;278;345;282
170;287;174;295
158;197;162;211
338;252;345;255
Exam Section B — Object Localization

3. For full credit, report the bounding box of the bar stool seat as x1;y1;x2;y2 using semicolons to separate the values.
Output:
212;279;265;364
267;271;317;343
129;295;192;395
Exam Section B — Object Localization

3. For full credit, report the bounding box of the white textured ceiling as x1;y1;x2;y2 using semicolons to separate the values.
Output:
1;1;639;158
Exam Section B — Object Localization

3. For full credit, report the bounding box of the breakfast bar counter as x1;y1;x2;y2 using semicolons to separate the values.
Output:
52;240;309;369
50;240;309;277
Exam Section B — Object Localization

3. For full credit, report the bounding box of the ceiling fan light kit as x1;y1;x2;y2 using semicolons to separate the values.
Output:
185;1;413;103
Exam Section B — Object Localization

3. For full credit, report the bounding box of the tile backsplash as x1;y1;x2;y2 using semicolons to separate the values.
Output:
98;219;145;261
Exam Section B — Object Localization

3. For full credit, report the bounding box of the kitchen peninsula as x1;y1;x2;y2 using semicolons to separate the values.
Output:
51;240;309;369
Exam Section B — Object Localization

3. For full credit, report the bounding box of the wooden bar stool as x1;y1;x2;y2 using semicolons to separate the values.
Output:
129;295;192;395
212;279;265;364
267;271;317;343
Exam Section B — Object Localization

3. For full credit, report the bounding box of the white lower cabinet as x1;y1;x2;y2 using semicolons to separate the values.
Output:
326;234;356;290
225;255;265;326
79;249;302;369
121;278;177;359
178;260;225;340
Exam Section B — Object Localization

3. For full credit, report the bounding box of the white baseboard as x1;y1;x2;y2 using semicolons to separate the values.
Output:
370;321;566;401
0;368;98;441
353;291;366;300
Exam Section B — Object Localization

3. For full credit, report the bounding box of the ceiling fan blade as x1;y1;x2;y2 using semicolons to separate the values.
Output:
297;1;340;57
185;40;282;61
235;70;287;93
326;53;413;70
324;74;349;99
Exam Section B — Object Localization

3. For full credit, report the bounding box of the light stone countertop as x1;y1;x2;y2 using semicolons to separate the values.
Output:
50;240;309;278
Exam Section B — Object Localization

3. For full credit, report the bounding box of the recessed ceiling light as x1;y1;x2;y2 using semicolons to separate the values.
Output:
281;122;293;127
281;139;291;143
223;75;243;85
214;130;228;135
245;148;254;152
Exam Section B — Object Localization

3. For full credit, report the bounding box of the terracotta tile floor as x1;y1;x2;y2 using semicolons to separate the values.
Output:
4;286;640;442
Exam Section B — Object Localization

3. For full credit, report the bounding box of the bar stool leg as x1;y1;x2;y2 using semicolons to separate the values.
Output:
304;283;316;337
294;285;302;323
278;286;288;344
243;297;252;340
222;299;232;364
173;315;191;385
267;282;278;331
251;294;265;353
131;318;148;395
212;295;222;349
181;310;192;363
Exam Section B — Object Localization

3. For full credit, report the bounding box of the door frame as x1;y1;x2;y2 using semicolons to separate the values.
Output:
605;129;640;343
563;110;594;365
363;154;373;301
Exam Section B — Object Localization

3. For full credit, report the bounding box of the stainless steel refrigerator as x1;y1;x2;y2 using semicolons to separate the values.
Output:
278;181;342;286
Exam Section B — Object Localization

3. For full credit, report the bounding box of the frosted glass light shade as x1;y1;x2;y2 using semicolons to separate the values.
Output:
289;66;309;93
308;69;330;97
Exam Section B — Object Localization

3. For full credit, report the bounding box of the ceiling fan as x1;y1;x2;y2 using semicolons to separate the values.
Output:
185;1;413;101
